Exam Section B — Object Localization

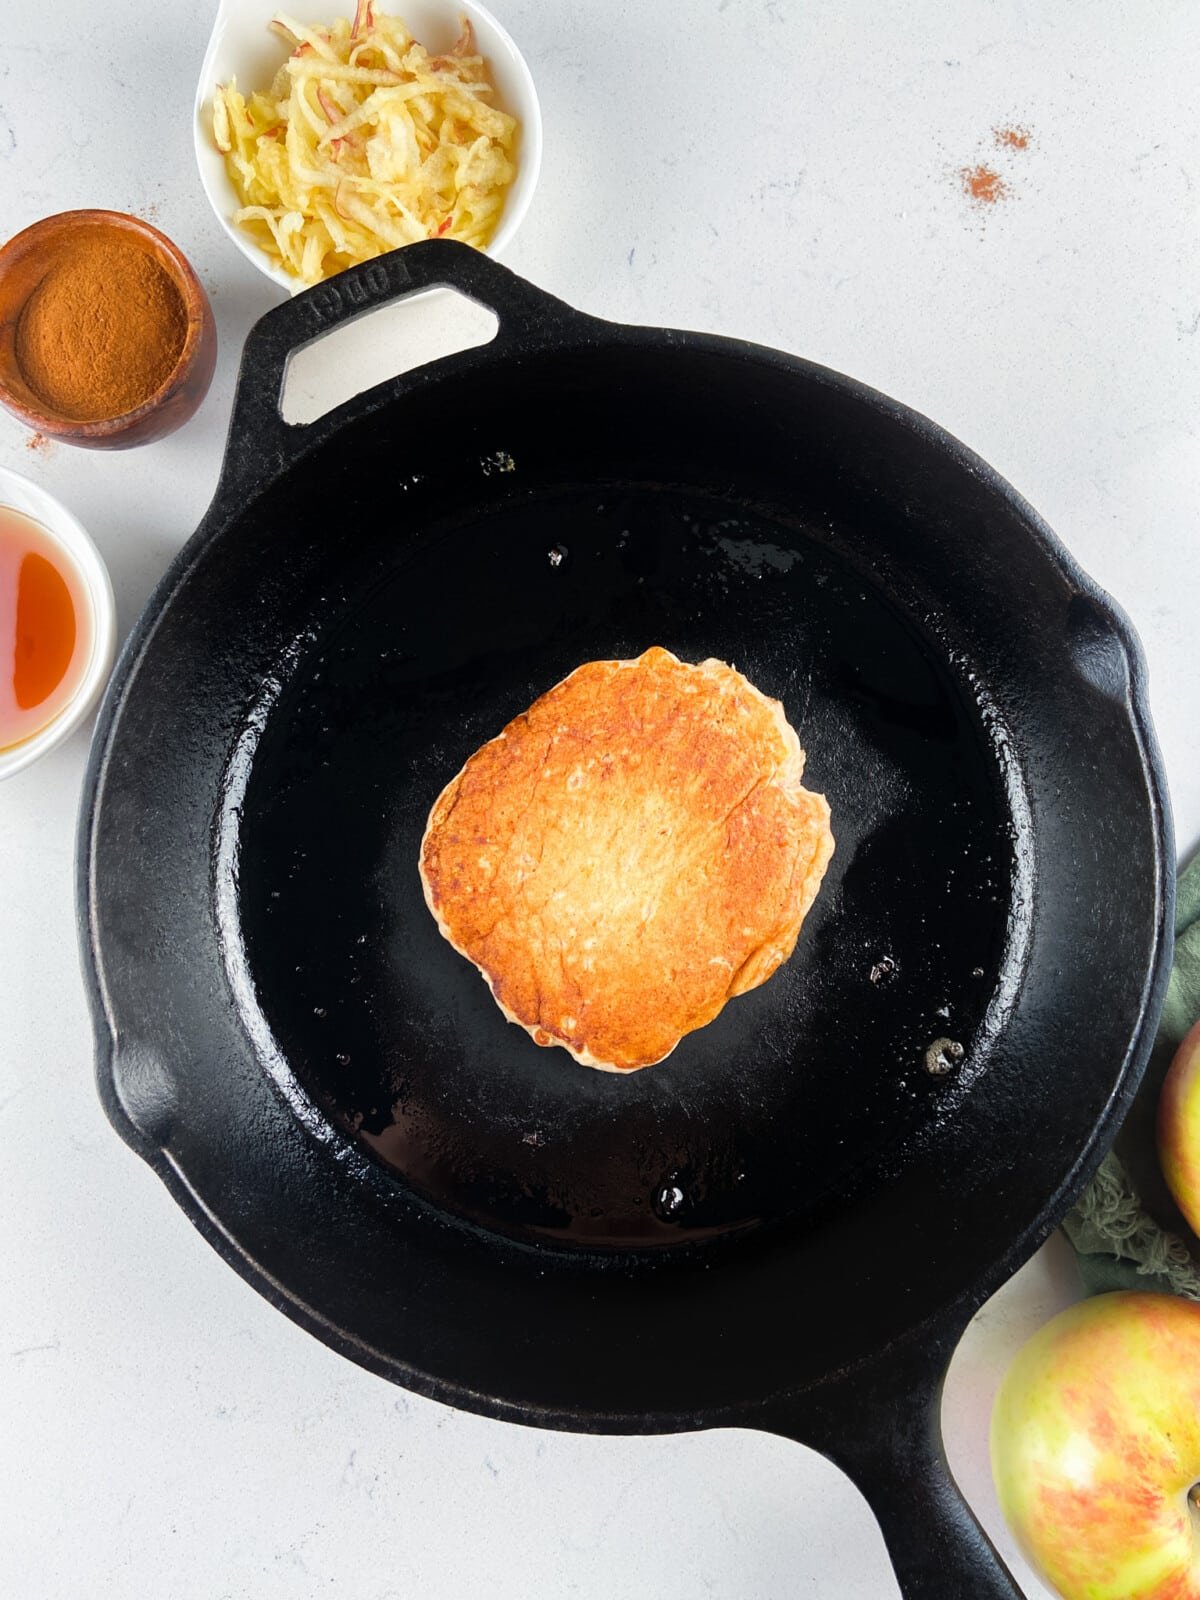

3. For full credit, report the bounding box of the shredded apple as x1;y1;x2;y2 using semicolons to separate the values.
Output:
212;5;517;285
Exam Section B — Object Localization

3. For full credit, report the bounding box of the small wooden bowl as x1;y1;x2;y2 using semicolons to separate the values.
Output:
0;210;217;450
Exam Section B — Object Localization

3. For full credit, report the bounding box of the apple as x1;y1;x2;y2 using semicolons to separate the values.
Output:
1159;1019;1200;1235
990;1291;1200;1600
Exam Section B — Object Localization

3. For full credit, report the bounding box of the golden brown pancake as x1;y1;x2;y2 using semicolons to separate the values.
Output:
419;647;834;1072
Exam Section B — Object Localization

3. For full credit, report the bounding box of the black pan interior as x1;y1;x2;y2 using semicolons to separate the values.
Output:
236;474;1016;1252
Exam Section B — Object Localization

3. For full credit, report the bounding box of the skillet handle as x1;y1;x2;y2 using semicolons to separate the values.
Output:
218;240;583;496
763;1327;1026;1599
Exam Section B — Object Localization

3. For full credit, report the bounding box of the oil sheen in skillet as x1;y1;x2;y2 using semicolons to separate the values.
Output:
236;487;1015;1250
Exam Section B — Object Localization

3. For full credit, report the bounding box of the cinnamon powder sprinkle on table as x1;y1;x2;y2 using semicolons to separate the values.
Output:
960;164;1008;205
995;125;1032;151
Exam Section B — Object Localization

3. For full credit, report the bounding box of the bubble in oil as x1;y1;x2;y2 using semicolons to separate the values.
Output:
654;1182;686;1220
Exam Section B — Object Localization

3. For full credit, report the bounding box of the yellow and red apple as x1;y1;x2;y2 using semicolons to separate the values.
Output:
1159;1019;1200;1234
991;1291;1200;1600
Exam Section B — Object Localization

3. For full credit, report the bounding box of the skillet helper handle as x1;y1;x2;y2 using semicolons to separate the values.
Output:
767;1331;1026;1600
219;239;581;494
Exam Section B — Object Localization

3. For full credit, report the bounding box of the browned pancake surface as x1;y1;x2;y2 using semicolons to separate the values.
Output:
419;647;834;1071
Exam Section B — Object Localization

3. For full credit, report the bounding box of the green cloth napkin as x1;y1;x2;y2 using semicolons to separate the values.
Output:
1062;851;1200;1297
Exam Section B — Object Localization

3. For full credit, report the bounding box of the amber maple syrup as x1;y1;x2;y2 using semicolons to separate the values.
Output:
0;506;92;751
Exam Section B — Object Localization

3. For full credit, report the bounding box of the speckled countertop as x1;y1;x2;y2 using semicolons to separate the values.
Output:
1;3;1197;1596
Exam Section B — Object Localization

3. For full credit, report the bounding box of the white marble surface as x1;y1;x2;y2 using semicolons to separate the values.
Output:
1;2;1197;1596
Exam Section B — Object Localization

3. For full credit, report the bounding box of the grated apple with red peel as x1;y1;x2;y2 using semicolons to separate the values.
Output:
212;8;517;284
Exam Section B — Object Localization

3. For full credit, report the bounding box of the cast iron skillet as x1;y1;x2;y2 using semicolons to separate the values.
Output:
80;241;1173;1598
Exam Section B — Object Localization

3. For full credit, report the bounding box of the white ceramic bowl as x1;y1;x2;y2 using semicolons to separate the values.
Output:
194;0;542;295
0;467;116;781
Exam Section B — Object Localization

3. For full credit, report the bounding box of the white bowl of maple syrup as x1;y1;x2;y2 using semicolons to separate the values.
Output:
0;466;115;780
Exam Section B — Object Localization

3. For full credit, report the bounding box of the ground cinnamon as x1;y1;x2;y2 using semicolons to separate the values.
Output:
15;235;187;421
995;125;1031;151
960;164;1008;206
